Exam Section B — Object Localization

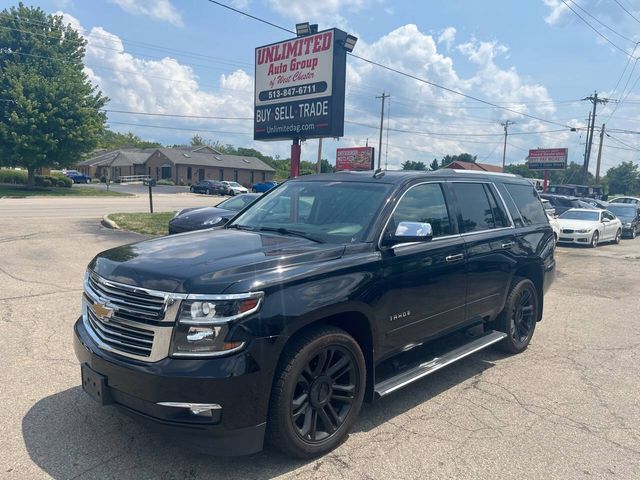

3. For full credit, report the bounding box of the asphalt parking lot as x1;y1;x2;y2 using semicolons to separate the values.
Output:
1;197;639;479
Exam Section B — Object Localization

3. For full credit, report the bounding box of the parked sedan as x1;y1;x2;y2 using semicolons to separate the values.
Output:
221;181;249;196
581;198;609;209
189;180;225;195
608;196;640;206
169;193;261;234
251;180;278;193
539;193;583;216
64;170;91;183
608;203;640;239
557;208;622;247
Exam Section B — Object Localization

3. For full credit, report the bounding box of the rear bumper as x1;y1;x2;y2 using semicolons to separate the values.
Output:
73;318;279;455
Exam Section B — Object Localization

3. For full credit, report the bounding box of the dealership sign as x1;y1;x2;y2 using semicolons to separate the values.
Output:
527;148;568;170
336;147;375;171
254;29;348;141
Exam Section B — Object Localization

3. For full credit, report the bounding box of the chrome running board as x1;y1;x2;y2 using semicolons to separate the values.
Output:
374;330;506;398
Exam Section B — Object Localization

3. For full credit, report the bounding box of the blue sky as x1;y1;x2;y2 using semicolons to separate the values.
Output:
3;0;640;172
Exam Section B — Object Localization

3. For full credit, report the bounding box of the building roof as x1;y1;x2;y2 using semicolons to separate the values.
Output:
78;148;155;168
444;160;503;173
156;149;276;172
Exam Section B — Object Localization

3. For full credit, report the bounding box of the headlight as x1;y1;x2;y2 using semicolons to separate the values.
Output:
624;222;632;228
575;229;591;233
203;216;223;226
170;292;263;357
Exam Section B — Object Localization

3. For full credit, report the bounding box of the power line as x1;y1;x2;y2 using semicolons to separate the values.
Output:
203;0;574;130
107;121;252;135
559;0;638;58
612;0;640;25
566;0;636;43
103;109;253;120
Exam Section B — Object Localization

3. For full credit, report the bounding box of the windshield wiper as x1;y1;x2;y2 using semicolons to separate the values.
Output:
226;224;255;231
257;226;324;243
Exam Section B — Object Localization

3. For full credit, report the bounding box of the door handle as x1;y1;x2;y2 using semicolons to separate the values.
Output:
445;253;464;263
501;242;515;249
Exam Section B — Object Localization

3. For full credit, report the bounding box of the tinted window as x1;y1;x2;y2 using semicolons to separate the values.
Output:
452;182;501;232
484;184;510;228
505;184;549;226
603;211;615;221
608;205;636;219
559;210;599;221
390;183;452;238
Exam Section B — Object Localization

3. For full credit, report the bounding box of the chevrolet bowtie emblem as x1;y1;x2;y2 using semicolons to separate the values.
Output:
90;303;114;322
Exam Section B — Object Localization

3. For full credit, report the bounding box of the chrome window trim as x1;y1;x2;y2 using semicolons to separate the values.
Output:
377;181;460;250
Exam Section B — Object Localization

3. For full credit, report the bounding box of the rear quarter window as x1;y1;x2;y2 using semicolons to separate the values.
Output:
504;183;548;226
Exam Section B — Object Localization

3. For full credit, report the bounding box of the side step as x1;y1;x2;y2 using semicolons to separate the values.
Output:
374;330;506;398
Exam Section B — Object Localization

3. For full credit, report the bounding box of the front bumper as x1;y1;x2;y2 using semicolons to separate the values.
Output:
73;318;279;455
557;232;593;244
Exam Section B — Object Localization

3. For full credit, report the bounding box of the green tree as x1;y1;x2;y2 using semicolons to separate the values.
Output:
401;160;427;170
97;130;161;149
504;163;541;178
439;153;477;168
429;159;440;171
0;4;108;185
604;161;639;195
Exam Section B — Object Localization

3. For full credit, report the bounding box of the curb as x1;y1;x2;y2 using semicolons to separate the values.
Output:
101;214;120;230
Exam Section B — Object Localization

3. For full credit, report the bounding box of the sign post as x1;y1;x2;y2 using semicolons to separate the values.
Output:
254;28;352;178
527;148;568;192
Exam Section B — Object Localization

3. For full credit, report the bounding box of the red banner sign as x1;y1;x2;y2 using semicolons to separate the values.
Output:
336;147;374;171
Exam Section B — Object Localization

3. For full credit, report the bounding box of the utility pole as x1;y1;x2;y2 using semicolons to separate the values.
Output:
583;111;592;171
316;138;323;174
595;124;606;183
376;92;389;170
582;91;609;183
501;120;515;170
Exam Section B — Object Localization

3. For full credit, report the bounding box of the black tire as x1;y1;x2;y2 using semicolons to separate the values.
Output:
230;190;236;196
632;228;637;239
614;229;622;244
267;326;366;459
205;188;211;195
590;231;599;248
492;277;538;354
190;186;195;193
252;188;257;193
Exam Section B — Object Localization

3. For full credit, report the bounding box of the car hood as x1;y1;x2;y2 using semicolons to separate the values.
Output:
89;229;345;294
171;206;236;224
557;219;600;229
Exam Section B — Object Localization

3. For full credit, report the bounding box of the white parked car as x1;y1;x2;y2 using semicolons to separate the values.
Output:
221;181;248;196
557;208;622;248
548;214;560;244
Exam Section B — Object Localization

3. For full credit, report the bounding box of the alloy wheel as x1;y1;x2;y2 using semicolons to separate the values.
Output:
510;286;535;344
290;346;359;443
591;232;599;248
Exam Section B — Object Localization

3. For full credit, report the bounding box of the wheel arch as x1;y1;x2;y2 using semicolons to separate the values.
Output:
512;263;544;322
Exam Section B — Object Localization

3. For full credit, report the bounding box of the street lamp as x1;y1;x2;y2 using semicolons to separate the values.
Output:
343;34;358;52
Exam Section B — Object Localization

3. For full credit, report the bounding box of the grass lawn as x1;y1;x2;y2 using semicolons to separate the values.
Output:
108;212;175;236
0;184;131;197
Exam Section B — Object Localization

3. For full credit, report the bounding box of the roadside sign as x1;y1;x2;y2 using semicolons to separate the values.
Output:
527;148;568;170
254;28;348;141
336;147;375;171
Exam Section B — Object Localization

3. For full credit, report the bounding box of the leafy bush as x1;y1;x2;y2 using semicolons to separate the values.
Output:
0;169;28;184
100;176;107;183
157;179;175;186
56;180;67;187
50;173;73;188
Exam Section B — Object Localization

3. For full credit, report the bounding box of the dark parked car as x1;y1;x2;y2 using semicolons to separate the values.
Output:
251;180;278;193
581;198;609;209
64;170;91;184
189;180;225;195
608;203;640;239
169;193;261;234
74;170;555;458
539;193;583;215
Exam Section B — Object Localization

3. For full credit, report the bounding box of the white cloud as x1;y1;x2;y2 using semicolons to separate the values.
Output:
542;0;569;25
109;0;183;27
266;0;368;29
437;27;456;51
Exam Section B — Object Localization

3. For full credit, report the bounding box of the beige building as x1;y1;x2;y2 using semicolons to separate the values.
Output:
77;146;275;186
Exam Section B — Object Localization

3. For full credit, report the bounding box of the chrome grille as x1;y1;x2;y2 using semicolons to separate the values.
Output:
83;272;181;362
86;307;154;357
87;273;166;323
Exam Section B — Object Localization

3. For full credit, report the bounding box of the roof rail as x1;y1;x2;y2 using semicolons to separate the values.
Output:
450;169;519;178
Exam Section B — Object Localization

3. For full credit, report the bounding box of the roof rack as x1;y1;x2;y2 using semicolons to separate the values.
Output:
450;169;518;178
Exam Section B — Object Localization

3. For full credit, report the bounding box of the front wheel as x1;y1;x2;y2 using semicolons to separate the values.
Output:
590;231;599;248
267;326;365;459
230;190;236;196
252;188;257;193
205;188;211;195
632;228;637;239
493;277;538;354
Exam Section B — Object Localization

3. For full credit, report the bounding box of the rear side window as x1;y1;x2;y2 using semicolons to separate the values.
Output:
504;183;548;226
452;182;509;232
391;183;452;238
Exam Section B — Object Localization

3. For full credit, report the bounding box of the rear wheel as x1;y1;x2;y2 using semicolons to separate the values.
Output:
493;277;538;354
268;326;365;459
590;231;599;248
614;229;622;244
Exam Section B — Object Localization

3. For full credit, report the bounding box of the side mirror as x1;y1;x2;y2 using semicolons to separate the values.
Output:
219;217;229;225
602;218;610;223
383;221;433;246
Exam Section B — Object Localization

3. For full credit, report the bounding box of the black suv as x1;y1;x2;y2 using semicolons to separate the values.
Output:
74;170;555;458
189;180;225;195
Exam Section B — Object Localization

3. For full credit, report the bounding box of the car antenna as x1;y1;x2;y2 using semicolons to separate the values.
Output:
373;169;385;179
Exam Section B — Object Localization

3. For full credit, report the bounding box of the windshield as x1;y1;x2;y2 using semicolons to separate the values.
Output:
229;181;393;244
559;210;599;221
217;195;258;211
226;182;241;187
608;205;635;219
